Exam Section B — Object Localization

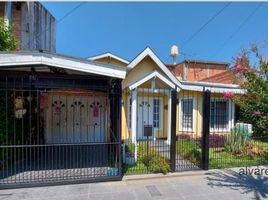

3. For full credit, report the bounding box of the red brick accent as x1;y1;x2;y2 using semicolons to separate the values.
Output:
11;3;22;50
168;61;233;84
200;70;235;84
0;2;4;17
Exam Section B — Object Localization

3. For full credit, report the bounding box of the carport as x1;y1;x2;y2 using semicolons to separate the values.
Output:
0;51;125;188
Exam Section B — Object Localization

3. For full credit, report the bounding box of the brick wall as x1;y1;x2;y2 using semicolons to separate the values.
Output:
0;2;4;17
12;3;22;50
200;70;235;84
170;61;230;83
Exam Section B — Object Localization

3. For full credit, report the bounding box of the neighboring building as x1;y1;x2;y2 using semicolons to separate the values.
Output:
0;2;56;52
167;60;235;84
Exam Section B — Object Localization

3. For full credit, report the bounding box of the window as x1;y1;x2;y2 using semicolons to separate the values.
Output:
210;100;228;130
153;99;160;128
181;99;193;131
128;98;132;128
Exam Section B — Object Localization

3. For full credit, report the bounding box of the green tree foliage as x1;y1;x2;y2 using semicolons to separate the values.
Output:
0;17;17;51
232;43;268;136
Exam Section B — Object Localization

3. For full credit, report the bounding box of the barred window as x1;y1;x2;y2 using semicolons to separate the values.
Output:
210;100;228;130
181;99;193;131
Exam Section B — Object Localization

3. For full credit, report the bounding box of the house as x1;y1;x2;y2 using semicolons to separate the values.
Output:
0;44;243;189
90;48;243;146
0;2;244;188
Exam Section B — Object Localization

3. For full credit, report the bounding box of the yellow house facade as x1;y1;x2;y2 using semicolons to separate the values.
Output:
89;48;243;144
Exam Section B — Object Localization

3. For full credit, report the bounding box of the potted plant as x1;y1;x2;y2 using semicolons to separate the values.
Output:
125;141;136;165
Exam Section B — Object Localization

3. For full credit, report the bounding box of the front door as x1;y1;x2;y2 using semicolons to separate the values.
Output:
137;97;161;140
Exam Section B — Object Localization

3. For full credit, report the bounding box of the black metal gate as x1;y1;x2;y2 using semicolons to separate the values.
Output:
0;74;122;188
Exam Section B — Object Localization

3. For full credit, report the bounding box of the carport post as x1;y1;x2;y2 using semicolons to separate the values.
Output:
202;89;210;170
110;79;122;176
170;88;177;172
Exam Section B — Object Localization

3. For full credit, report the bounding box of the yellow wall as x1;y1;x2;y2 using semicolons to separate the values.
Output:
122;56;167;89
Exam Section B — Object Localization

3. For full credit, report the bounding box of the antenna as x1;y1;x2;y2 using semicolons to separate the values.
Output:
170;45;179;65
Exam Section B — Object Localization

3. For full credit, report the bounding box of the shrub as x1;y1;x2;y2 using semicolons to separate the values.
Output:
125;141;135;153
197;134;225;148
225;128;250;154
147;155;170;174
137;143;170;174
185;148;201;164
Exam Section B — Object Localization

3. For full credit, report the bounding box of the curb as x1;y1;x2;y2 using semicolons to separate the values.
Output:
122;170;207;181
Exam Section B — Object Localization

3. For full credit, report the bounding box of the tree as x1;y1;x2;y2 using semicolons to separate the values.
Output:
232;43;268;136
0;17;17;51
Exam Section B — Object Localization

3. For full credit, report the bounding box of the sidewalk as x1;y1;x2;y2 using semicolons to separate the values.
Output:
1;166;268;200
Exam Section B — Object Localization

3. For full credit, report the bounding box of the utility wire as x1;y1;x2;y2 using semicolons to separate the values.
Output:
212;2;263;58
56;2;85;25
35;2;85;40
181;2;232;49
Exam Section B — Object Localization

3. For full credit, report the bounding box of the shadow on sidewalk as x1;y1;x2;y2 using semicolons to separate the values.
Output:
206;168;268;200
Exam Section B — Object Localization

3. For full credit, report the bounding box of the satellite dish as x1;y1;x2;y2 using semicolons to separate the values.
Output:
170;45;179;64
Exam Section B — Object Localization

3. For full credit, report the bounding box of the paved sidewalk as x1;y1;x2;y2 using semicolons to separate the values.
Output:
1;167;268;200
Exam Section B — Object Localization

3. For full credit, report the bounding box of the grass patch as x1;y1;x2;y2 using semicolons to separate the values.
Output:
176;140;201;166
176;138;268;169
123;162;148;175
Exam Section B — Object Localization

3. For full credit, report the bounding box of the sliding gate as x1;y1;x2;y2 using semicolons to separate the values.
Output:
0;75;122;188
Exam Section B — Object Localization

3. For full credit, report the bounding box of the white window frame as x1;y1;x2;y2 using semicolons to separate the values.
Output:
153;99;160;128
210;98;234;132
179;97;195;132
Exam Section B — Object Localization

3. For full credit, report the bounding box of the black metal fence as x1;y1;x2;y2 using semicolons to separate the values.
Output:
206;91;268;170
122;88;172;175
0;74;122;188
122;89;268;175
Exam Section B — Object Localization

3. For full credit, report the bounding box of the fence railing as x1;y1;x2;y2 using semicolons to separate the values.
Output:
209;134;268;169
0;142;121;185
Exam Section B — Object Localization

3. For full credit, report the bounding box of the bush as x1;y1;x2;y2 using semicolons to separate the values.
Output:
197;134;225;148
137;143;170;174
125;141;135;153
147;155;170;174
225;128;250;154
185;149;201;164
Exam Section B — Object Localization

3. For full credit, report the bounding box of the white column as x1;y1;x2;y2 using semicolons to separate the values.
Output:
131;89;137;144
228;100;235;131
166;91;172;145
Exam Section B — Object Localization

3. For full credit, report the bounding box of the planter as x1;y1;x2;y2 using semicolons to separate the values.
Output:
107;167;118;176
125;152;136;165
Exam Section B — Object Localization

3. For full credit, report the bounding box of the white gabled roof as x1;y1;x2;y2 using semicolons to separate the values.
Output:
127;47;245;94
0;51;126;79
128;70;176;90
127;47;183;89
88;52;129;65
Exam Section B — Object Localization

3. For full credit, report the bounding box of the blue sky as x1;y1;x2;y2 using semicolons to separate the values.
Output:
42;2;268;64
